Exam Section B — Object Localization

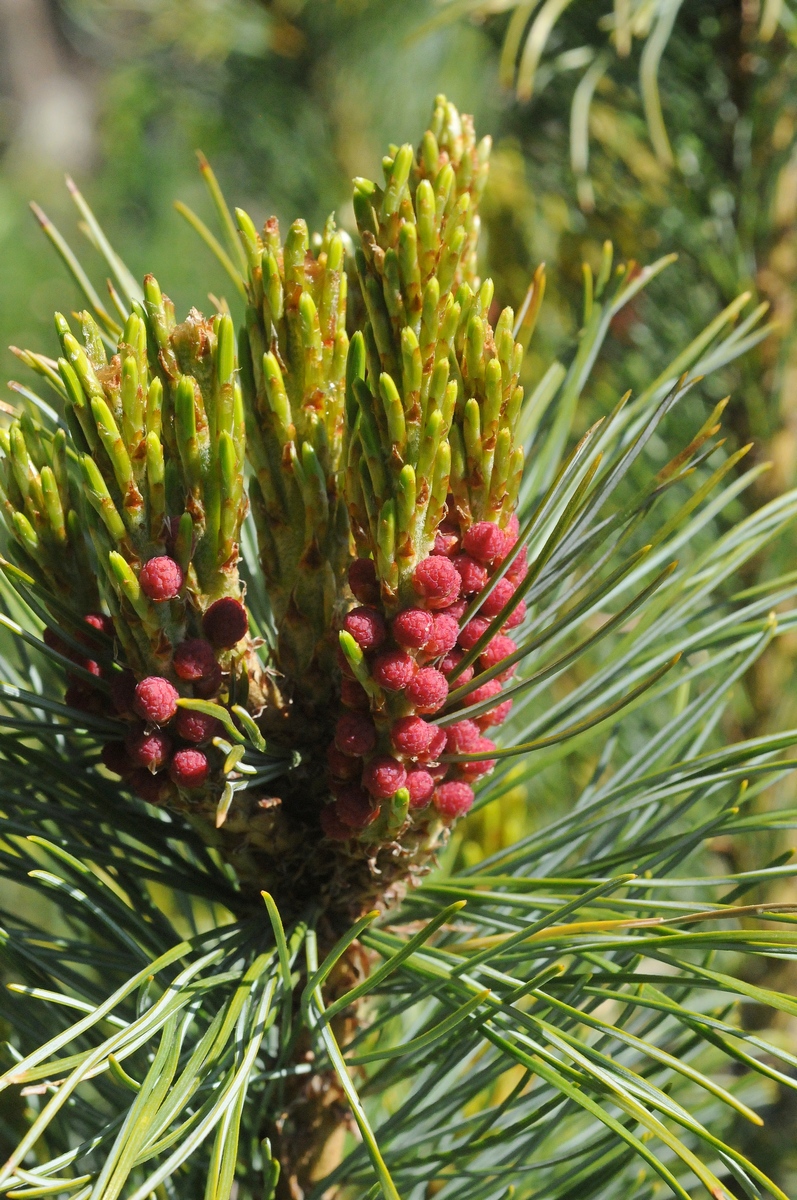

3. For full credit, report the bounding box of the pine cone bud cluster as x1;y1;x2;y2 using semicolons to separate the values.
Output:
324;94;525;848
323;508;521;839
2;94;526;891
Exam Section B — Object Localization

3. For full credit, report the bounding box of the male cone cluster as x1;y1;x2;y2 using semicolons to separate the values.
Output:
0;95;527;899
324;96;527;853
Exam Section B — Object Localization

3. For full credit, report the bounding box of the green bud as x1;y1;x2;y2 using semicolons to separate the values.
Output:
395;464;416;567
108;551;149;621
262;250;284;325
120;355;144;456
379;373;406;455
235;208;261;272
416;180;438;282
91;397;134;496
398;224;422;331
339;630;382;700
385;787;409;839
175;376;202;492
284;220;309;296
145;432;165;541
377;498;398;596
424;440;451;543
416;409;443;489
146;377;163;440
420;130;439;177
57;357;98;453
353;185;379;239
219;430;241;565
353;379;388;502
299;292;324;398
40;466;66;544
420;277;441;370
61;331;105;406
345;331;366;428
11;511;40;559
382;249;407;334
262;353;294;445
80;456;126;542
434;162;455;223
448;426;470;524
490;428;512;520
381;143;414;219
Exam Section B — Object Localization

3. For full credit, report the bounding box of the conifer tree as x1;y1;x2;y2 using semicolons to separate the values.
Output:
0;94;796;1200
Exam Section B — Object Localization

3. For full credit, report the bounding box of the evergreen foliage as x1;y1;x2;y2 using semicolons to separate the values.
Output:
0;92;796;1200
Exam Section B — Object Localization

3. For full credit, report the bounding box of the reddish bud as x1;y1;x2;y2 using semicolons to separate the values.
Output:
193;663;223;699
393;608;434;650
340;677;370;711
129;769;172;805
203;598;248;648
327;742;362;780
343;606;386;650
453;554;488;595
320;805;353;840
126;727;172;772
406;767;435;808
133;676;179;725
334;785;377;829
443;599;467;620
446;720;482;752
391;716;435;757
480;635;517;679
412;556;461;609
432;522;460;557
175;709;223;744
420;724;448;763
169;748;210;789
458;736;497;779
405;667;448;714
362;755;407;799
139;556;183;602
480;577;515;618
468;677;503;706
424;613;459;658
84;612;114;638
174;638;217;681
440;649;474;683
463;521;505;565
348;557;380;604
372;649;416;691
458;618;490;651
503;600;526;630
506;545;528;585
335;713;377;757
434;781;474;818
477;698;513;730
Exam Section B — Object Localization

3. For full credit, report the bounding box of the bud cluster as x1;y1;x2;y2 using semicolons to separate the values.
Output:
1;281;258;812
236;210;350;698
325;96;526;845
323;508;527;837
